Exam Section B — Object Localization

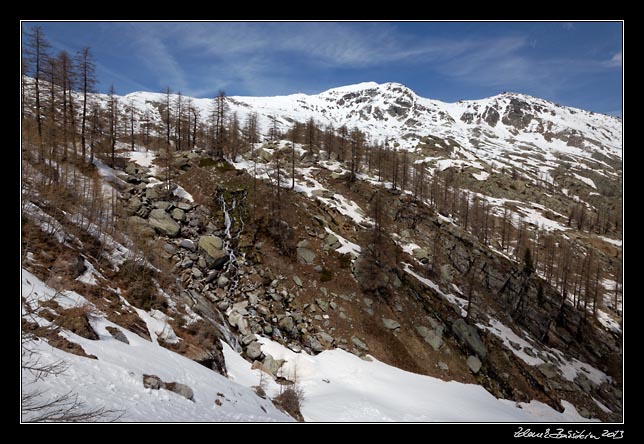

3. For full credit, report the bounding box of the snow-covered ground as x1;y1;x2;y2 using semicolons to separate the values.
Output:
21;269;291;422
225;336;593;422
22;267;596;422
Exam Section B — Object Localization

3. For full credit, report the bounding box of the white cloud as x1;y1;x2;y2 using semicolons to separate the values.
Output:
606;51;622;68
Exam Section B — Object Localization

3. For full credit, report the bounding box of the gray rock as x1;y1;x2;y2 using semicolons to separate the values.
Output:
181;258;193;269
278;316;294;332
197;257;207;269
524;347;537;357
179;239;196;252
363;297;373;307
316;299;328;312
351;336;369;351
262;354;283;376
164;382;194;401
143;374;163;390
126;197;142;215
467;355;482;374
233;300;249;312
574;373;595;394
237;317;251;336
416;326;443;351
148;209;181;237
206;270;218;283
177;202;192;211
339;311;349;320
125;163;137;176
413;247;430;262
171;208;185;221
438;361;449;371
325;233;341;249
199;235;228;268
191;268;203;279
107;327;129;344
154;201;172;210
538;362;559;379
451;318;487;359
217;275;229;288
382;318;401;330
317;332;334;345
248;292;259;306
145;187;159;200
163;243;178;255
293;275;303;287
297;247;316;264
329;301;337;310
242;334;257;345
308;337;324;353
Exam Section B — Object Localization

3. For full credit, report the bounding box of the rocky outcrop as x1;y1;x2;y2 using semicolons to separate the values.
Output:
451;319;487;359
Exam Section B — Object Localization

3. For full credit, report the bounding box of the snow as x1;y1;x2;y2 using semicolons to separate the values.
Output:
572;173;597;189
224;336;595;422
21;269;291;423
472;171;490;181
515;205;569;232
77;259;100;286
402;263;468;317
477;319;544;366
120;149;156;169
599;236;622;247
173;185;194;202
324;227;361;257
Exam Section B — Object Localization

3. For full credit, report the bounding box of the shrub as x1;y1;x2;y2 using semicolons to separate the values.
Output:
272;387;304;422
319;268;333;282
115;260;164;311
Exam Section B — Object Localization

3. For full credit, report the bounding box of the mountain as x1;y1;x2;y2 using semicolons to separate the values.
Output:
21;78;622;422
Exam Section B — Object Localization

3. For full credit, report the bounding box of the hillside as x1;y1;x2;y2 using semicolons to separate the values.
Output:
21;76;622;422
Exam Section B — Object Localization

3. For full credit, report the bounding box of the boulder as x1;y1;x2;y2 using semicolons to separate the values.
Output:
467;355;482;374
179;239;196;252
154;201;172;210
171;208;186;221
316;299;328;312
217;275;229;288
538;362;559;379
262;354;283;376
242;334;257;345
126;197;142;216
199;235;228;268
143;374;163;390
163;243;178;255
317;332;334;345
415;326;443;351
297;247;316;264
246;341;263;360
451;318;487;359
325;233;341;249
382;318;401;330
148;209;181;237
106;326;129;344
164;382;194;401
351;336;369;351
412;247;430;262
308;337;324;353
278;316;294;332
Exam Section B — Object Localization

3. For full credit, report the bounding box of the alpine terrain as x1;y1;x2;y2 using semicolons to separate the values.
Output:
21;34;622;422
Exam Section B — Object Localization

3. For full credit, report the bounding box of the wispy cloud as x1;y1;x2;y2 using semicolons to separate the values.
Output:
605;51;622;68
108;22;621;103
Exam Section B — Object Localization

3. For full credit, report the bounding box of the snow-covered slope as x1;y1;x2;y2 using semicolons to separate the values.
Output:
124;81;622;157
224;336;593;422
21;269;292;422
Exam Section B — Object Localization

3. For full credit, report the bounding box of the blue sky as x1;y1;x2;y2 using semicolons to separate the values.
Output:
23;21;622;116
